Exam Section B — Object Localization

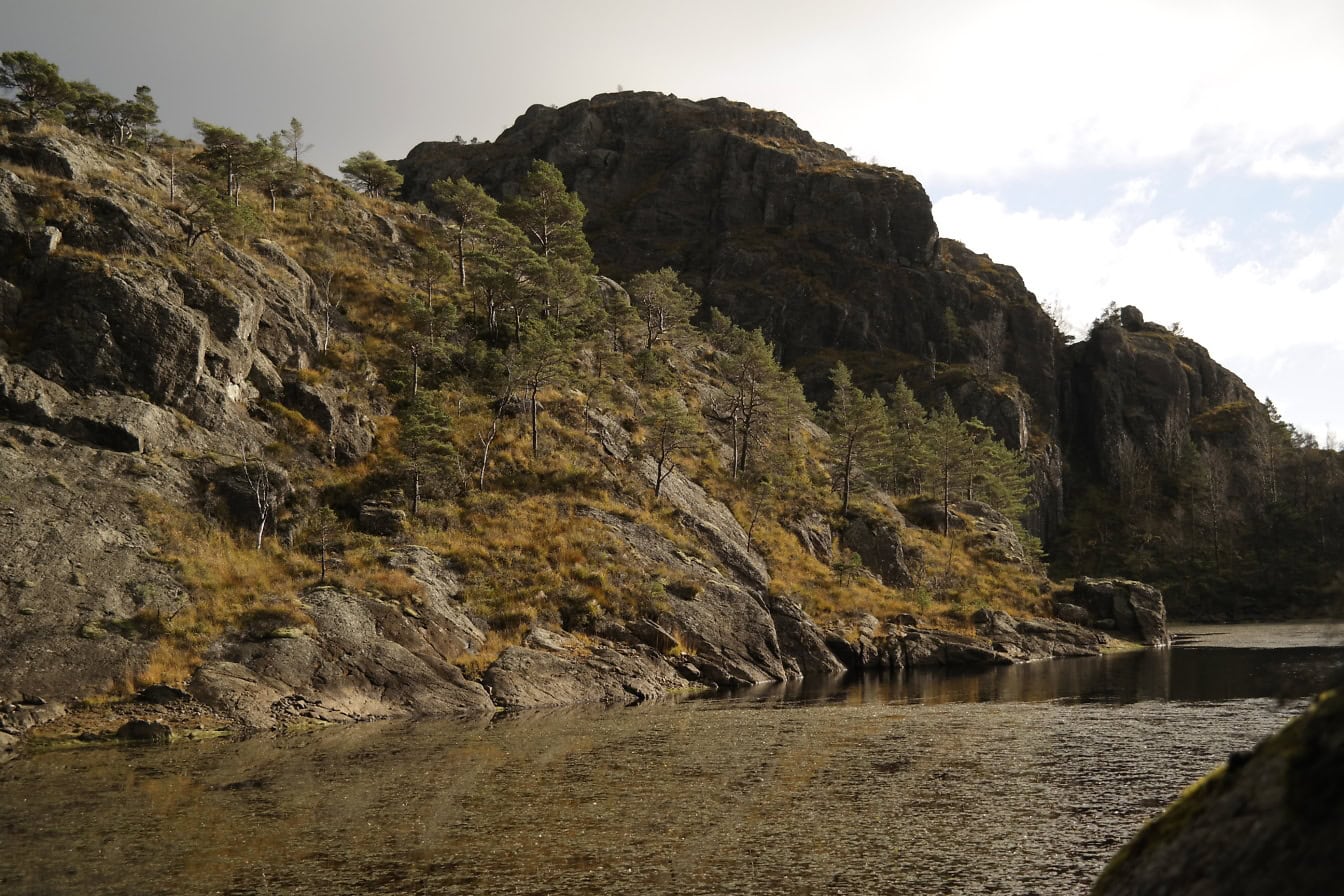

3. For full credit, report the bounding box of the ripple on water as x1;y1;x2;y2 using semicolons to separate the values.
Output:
2;624;1340;896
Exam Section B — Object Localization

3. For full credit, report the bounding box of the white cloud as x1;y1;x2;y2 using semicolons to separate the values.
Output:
1114;178;1158;208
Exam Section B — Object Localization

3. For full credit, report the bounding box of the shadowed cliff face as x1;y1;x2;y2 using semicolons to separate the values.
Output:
400;93;1060;436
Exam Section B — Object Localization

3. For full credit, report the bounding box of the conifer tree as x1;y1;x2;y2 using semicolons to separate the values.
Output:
339;150;403;198
398;391;458;516
510;319;572;457
925;396;973;533
0;51;71;124
826;361;886;515
503;160;591;266
628;268;700;351
879;377;930;494
431;176;501;289
642;392;699;497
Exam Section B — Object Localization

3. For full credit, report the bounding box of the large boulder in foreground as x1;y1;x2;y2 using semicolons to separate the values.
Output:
1070;577;1171;646
1092;688;1344;895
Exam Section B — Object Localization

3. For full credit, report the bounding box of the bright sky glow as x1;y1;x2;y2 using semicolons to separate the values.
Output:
6;0;1342;439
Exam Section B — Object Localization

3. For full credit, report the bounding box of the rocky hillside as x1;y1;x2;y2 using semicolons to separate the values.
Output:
0;115;1121;750
400;92;1344;617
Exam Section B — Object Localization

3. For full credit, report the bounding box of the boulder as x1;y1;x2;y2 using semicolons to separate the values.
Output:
955;500;1030;565
902;628;1006;667
787;511;833;564
282;378;375;463
768;595;846;677
823;614;903;671
115;719;171;743
189;587;494;728
1072;577;1171;646
840;511;914;588
358;496;407;536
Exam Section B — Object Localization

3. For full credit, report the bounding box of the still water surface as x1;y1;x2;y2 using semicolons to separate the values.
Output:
2;622;1342;896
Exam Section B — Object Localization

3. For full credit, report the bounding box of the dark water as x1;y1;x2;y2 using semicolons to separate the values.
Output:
1;622;1341;896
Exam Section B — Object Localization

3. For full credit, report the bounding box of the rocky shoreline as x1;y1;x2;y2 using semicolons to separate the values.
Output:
2;572;1170;761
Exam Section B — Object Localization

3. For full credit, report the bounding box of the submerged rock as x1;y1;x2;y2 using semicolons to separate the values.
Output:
115;719;171;743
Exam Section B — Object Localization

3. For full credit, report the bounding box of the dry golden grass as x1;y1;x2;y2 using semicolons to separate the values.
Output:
136;495;311;687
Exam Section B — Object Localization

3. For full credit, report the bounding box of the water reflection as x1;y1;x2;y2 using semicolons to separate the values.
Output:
703;622;1344;710
1;622;1340;896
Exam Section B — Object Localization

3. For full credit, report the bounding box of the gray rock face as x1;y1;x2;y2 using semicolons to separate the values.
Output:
840;511;914;588
824;613;901;670
580;508;832;688
769;595;847;677
1072;577;1171;646
1093;690;1344;896
955;501;1030;565
358;496;407;536
637;460;770;591
282;378;375;463
971;608;1105;661
482;644;685;708
901;628;1006;667
189;587;493;728
823;608;1107;671
787;511;833;564
0;424;192;717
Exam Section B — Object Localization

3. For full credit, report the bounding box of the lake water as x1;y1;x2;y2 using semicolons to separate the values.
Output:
2;622;1342;896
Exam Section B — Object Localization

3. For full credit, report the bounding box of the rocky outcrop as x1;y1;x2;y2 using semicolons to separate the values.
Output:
482;643;686;709
769;595;848;677
398;93;1069;536
577;507;844;688
0;139;331;438
956;501;1032;565
970;608;1106;661
188;584;493;728
0;422;194;721
824;608;1106;671
1068;577;1171;647
1093;689;1344;896
839;509;914;588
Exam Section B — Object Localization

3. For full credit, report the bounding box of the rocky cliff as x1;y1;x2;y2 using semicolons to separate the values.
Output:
400;92;1343;614
402;93;1065;524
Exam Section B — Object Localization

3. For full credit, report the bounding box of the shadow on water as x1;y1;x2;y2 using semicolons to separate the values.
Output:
702;622;1344;709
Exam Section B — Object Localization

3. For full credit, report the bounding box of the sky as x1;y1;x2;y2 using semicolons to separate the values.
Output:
6;0;1342;442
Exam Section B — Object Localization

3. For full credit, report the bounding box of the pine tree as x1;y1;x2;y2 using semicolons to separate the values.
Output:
628;268;700;351
642;392;699;497
398;391;458;516
431;176;501;290
503;160;591;266
339;150;403;198
826;362;886;515
0;51;71;125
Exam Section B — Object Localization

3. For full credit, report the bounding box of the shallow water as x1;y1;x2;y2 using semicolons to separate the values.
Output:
2;622;1341;896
